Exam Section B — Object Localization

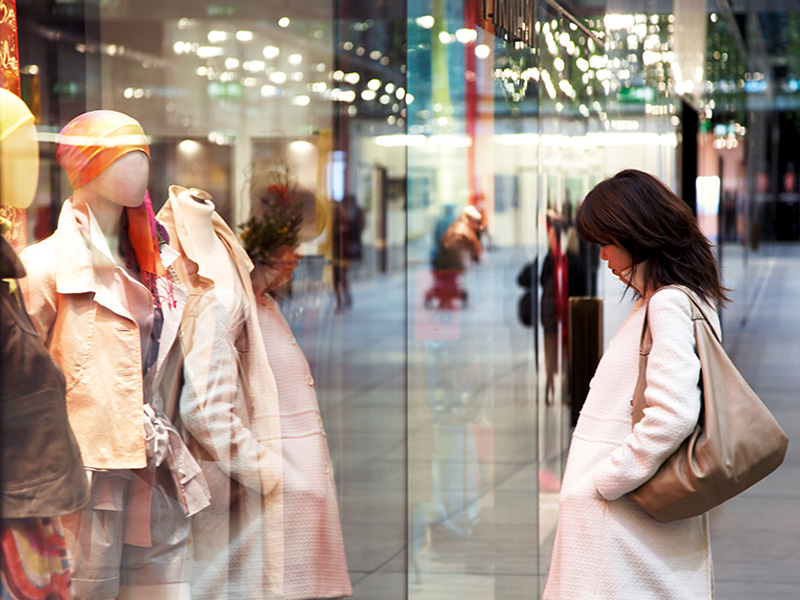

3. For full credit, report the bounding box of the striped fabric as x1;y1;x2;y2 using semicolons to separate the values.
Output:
55;109;149;190
1;517;71;600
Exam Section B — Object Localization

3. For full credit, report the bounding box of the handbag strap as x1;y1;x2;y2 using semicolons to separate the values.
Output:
639;285;718;355
633;285;717;425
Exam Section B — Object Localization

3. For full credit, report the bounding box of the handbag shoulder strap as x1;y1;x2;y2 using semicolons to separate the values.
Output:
633;284;716;425
641;285;718;344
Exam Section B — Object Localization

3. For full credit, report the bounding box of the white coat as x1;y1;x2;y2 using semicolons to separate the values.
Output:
543;287;717;600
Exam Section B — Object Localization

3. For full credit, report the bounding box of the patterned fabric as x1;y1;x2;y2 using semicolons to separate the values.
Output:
1;517;71;600
123;191;173;308
55;110;150;190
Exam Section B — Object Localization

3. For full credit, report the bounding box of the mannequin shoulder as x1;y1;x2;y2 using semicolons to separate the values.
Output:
19;235;58;282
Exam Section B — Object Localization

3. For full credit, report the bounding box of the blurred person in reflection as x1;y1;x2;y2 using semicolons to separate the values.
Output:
243;179;353;600
543;170;726;599
426;204;484;309
331;194;364;312
20;110;209;600
0;89;89;600
539;215;562;404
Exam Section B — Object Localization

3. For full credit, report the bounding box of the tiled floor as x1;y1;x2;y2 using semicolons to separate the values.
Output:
283;241;800;599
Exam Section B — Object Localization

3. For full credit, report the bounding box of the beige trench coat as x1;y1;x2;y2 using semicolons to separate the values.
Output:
156;186;284;598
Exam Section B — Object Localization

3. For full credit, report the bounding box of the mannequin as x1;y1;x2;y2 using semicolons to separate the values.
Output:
0;88;89;600
20;111;209;600
157;185;284;600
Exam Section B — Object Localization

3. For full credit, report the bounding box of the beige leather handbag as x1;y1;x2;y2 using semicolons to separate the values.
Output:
628;286;789;522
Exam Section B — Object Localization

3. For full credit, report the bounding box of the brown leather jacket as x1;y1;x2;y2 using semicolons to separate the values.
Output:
1;236;89;518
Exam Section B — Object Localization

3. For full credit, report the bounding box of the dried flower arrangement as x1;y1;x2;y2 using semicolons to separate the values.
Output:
240;163;304;262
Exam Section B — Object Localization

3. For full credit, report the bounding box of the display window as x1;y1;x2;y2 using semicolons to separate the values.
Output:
0;0;752;598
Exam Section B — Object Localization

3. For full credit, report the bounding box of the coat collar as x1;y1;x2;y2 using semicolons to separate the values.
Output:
49;199;178;324
52;199;99;296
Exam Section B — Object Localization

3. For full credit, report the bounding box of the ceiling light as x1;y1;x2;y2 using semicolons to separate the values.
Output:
269;71;287;84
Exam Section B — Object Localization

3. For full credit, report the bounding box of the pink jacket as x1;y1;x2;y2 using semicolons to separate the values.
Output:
20;198;211;523
21;200;149;469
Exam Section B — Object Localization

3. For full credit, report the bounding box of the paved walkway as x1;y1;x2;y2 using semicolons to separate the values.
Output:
711;242;800;599
282;242;800;599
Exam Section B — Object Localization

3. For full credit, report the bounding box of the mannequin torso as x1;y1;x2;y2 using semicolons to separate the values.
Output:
173;188;238;311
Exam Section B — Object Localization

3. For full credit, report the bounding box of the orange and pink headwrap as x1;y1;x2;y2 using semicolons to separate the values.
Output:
55;110;150;190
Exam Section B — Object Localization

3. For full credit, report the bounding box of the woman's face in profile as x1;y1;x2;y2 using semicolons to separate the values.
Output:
600;242;633;277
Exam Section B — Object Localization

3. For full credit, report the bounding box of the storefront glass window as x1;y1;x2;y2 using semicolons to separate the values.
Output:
2;1;751;599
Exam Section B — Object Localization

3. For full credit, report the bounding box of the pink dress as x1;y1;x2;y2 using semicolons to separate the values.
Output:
257;293;352;600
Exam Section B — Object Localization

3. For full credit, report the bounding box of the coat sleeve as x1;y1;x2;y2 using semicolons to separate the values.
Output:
592;287;702;501
178;291;279;497
18;242;58;343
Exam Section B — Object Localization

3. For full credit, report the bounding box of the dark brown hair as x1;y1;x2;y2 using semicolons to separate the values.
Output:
576;169;730;305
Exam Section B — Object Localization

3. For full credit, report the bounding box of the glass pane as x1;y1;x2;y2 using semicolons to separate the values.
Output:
406;0;541;597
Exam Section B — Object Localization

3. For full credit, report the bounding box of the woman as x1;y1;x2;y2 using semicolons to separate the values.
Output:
543;169;728;599
240;176;352;598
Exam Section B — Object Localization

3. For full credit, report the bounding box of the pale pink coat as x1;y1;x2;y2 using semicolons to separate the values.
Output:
257;293;352;599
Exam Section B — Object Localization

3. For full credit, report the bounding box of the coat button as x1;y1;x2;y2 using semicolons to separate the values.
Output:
306;374;314;387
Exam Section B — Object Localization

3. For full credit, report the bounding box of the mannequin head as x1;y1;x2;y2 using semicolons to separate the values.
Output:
56;110;150;211
0;89;39;209
78;151;149;209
